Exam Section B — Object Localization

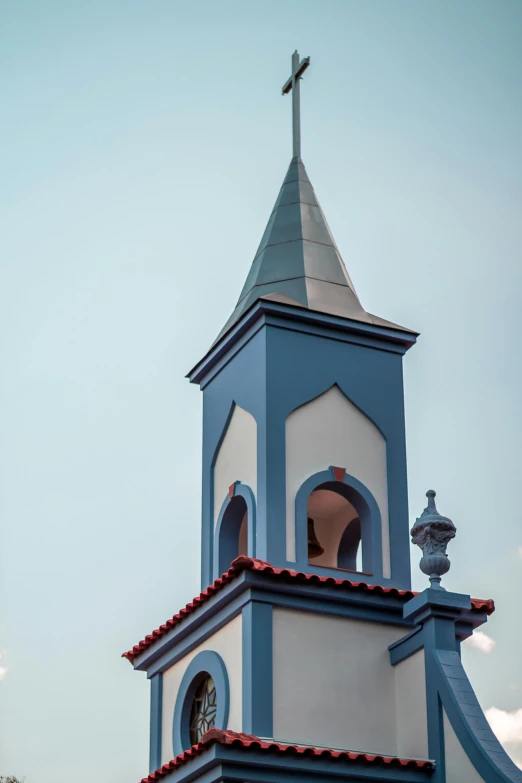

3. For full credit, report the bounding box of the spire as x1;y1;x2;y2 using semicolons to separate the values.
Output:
216;157;412;342
214;51;415;344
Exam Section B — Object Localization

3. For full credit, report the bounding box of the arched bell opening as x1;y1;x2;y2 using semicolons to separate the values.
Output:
216;495;248;576
307;483;361;571
304;479;374;574
214;483;256;579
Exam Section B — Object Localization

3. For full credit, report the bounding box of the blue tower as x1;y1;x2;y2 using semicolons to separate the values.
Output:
190;147;417;593
124;53;520;783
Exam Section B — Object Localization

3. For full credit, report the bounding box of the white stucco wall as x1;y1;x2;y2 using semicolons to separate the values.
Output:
161;615;242;764
272;608;405;754
443;709;485;782
213;404;257;526
285;385;390;577
394;650;428;759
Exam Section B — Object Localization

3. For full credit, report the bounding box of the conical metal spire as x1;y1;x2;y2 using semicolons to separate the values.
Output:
216;157;413;342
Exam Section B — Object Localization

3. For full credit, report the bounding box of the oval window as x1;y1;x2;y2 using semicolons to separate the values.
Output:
189;674;217;745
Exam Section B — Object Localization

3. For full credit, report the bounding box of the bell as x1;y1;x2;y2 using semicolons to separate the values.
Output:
307;516;324;559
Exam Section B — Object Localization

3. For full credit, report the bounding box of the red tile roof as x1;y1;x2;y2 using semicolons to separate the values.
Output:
139;729;434;781
468;596;495;614
123;556;495;664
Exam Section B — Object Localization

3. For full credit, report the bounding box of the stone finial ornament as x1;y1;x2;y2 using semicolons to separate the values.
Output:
410;490;456;589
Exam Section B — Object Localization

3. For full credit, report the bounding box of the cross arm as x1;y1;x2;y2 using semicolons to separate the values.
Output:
281;56;310;94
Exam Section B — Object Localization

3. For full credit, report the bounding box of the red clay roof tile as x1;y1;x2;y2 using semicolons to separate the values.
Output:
139;729;434;782
123;556;494;664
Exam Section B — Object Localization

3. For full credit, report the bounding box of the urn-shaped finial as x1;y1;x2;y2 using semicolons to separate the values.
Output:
410;490;456;589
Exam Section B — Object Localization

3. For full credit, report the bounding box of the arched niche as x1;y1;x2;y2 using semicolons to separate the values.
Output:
295;468;383;579
214;482;256;578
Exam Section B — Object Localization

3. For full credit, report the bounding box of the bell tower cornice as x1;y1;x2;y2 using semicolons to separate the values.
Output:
188;297;418;388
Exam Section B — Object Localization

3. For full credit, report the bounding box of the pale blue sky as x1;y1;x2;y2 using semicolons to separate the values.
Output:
1;1;521;780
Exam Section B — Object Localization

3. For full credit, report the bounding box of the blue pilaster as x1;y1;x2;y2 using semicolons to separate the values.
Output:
403;590;471;783
390;589;522;783
241;600;273;737
149;672;163;772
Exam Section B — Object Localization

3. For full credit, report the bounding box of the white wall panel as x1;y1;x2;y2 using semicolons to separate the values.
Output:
285;386;390;576
273;608;405;754
395;650;428;759
443;709;485;782
213;404;257;526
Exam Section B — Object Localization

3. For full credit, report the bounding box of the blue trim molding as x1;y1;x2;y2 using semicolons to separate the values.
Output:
436;649;522;782
149;672;163;772
135;565;488;677
196;319;412;591
147;740;433;782
172;650;230;757
294;467;383;581
242;600;273;737
214;482;256;580
136;573;417;679
390;588;522;783
388;627;424;666
188;298;418;385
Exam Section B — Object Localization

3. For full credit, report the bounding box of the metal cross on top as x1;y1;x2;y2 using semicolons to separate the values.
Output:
282;50;310;160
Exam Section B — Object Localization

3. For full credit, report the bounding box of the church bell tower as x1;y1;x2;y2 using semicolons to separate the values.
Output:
190;49;418;594
123;53;520;783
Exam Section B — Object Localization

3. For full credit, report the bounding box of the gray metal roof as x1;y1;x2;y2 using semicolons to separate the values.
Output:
216;156;414;342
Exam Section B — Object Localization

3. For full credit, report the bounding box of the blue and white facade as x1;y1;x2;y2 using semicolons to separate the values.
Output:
125;75;520;783
190;155;418;595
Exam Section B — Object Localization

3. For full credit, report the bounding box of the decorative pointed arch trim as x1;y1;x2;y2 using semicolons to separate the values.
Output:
287;382;387;440
435;650;522;782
